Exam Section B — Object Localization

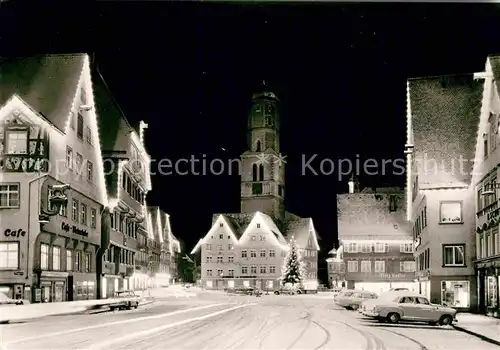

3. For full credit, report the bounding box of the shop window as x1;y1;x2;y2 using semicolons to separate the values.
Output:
439;201;463;224
441;280;470;308
486;276;498;309
0;242;19;269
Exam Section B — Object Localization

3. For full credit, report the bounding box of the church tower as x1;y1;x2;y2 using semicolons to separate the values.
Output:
240;84;285;221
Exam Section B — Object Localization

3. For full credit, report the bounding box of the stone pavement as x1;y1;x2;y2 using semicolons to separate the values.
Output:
453;313;500;346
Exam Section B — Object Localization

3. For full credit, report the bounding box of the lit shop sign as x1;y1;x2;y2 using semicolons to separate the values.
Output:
61;222;89;237
380;273;407;279
4;229;27;238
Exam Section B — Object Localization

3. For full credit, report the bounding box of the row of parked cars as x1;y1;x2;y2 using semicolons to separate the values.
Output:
334;288;457;326
226;285;305;296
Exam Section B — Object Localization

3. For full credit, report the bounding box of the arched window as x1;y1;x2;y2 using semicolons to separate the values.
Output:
252;164;258;182
258;164;264;181
256;140;262;152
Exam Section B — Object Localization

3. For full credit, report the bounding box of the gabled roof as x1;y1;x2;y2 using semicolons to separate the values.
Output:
283;214;320;250
0;54;85;132
337;192;410;237
408;74;483;187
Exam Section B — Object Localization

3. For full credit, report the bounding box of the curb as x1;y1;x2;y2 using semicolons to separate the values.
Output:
452;325;500;346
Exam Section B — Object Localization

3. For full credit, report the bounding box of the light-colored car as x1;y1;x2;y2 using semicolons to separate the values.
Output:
109;290;140;311
359;291;407;314
335;291;378;310
362;293;457;326
274;285;303;295
0;292;24;306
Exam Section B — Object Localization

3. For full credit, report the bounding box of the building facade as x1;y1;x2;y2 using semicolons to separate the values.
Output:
407;74;482;311
0;54;109;302
97;86;152;297
338;186;416;294
191;87;320;291
473;56;500;318
326;247;346;288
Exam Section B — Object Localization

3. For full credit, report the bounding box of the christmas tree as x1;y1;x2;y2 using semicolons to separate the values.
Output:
280;237;306;286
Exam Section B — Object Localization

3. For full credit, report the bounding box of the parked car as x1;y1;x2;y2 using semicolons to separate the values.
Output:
359;291;407;314
109;290;140;311
389;288;409;292
362;292;457;326
274;285;303;295
229;286;255;295
333;289;361;303
335;291;378;310
0;292;24;306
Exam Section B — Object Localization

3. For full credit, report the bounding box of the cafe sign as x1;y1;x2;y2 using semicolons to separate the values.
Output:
4;229;26;238
380;273;407;279
61;222;88;237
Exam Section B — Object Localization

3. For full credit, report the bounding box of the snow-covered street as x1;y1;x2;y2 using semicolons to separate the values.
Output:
1;292;497;350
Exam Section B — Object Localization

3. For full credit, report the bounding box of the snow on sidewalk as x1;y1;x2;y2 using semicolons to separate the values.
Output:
136;286;197;299
453;313;500;346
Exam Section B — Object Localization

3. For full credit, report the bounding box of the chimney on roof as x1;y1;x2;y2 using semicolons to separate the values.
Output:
348;175;355;194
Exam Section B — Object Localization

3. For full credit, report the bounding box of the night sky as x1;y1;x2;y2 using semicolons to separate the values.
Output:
2;2;500;278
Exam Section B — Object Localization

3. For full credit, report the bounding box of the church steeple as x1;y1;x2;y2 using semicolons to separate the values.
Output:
240;85;285;221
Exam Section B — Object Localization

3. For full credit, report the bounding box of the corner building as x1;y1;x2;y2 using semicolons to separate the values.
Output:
407;74;482;311
0;54;110;302
192;88;321;291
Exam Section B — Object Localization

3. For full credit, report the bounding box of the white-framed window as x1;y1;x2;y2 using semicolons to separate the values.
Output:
52;246;61;270
439;201;463;223
260;265;266;274
72;199;78;221
241;250;247;258
361;260;371;272
241;266;248;274
87;161;93;182
76;153;83;174
443;244;465;266
40;243;49;270
374;261;385;273
66;146;73;170
269;265;276;274
6;129;28;154
0;242;19;269
374;242;387;253
228;269;234;276
206;243;212;250
228;256;234;263
80;203;87;225
345;243;357;253
0;183;20;208
400;261;415;272
217;256;223;263
66;250;73;271
250;265;257;274
91;208;97;228
360;244;371;253
85;126;92;145
400;243;413;253
347;261;358;272
250;249;257;258
269;249;276;258
206;269;213;277
260;249;266;258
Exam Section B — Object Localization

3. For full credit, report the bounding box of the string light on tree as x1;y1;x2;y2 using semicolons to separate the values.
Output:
280;236;306;287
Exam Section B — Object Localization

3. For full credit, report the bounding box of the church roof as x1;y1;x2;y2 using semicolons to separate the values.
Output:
408;73;483;187
337;191;410;237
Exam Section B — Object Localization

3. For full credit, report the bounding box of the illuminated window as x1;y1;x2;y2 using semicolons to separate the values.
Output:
360;261;371;272
442;244;465;266
66;250;73;271
0;242;19;269
66;146;73;170
40;244;49;270
439;201;462;224
347;261;358;272
52;246;61;270
80;203;87;225
6;130;28;154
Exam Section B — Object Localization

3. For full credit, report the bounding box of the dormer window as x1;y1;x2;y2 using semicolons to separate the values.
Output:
257;223;260;228
219;222;223;227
